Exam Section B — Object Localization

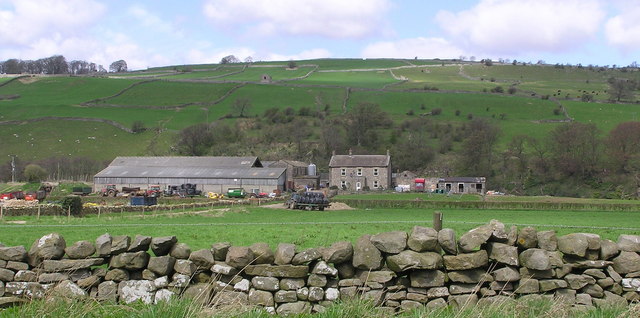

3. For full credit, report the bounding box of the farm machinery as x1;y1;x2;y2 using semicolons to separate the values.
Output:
285;191;330;211
100;184;162;197
164;184;202;197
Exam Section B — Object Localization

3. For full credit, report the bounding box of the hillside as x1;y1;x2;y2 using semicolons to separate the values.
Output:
1;58;639;196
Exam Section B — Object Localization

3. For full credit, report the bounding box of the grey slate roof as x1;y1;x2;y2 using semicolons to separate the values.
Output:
95;166;285;179
329;155;390;167
107;156;262;168
438;177;486;183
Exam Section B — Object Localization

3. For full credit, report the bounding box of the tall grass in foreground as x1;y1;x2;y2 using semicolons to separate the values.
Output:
2;298;638;318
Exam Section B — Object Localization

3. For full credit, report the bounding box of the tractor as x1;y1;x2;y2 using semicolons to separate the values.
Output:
101;184;119;197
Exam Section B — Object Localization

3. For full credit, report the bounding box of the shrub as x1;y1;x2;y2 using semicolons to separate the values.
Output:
553;108;562;115
431;108;442;116
508;86;517;94
24;164;47;183
406;109;415;116
131;121;146;133
455;110;461;116
541;95;550;100
298;106;311;116
467;113;474;120
491;86;504;93
60;196;83;217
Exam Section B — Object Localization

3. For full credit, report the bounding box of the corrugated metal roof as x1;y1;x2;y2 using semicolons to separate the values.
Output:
95;166;285;179
438;177;486;183
329;155;390;167
108;156;262;168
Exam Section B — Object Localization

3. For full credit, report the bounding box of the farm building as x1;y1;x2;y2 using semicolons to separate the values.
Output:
93;156;286;194
264;160;320;190
436;177;486;195
329;151;392;191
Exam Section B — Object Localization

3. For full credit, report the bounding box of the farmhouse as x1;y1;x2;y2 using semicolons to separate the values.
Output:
93;156;286;194
436;177;486;194
329;151;392;191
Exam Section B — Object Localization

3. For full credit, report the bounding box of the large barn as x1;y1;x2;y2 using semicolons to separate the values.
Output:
93;156;286;194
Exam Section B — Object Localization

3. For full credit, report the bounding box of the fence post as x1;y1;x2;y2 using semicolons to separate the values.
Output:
0;206;3;219
37;205;41;220
67;206;71;222
433;211;443;231
98;206;101;218
142;205;145;218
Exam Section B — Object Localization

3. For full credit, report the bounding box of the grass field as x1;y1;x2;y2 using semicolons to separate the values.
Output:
1;203;638;251
95;81;238;107
299;70;400;88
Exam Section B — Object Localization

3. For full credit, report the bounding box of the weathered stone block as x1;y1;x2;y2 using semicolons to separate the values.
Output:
458;223;493;253
519;248;551;271
104;269;129;282
275;290;298;302
244;264;308;278
28;233;66;266
0;246;27;262
249;288;274;306
225;246;254;269
437;229;457;255
612;251;640;274
517;227;538;249
97;281;117;302
276;301;311;315
210;242;231;261
558;233;589;257
147;256;175;276
447;269;493;284
110;235;130;255
410;270;445;288
486;242;518;266
537;230;557;251
249;243;274;264
491;266;520;282
109;251;149;270
274;243;296;265
169;243;191;259
291;248;321;265
252;276;279;291
307;274;327;287
173;259;196;276
515;278;539;294
118;280;154;304
443;250;488;270
387;250;443;272
565;274;596;290
150;236;177;256
322;241;353;264
407;226;439;252
352;235;383;270
127;235;151;253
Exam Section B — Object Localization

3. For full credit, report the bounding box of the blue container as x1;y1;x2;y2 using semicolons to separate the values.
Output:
130;196;157;206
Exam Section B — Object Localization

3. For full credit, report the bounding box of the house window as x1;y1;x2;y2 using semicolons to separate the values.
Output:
357;168;363;176
373;168;379;176
340;180;347;189
355;182;362;190
340;168;346;176
373;180;379;188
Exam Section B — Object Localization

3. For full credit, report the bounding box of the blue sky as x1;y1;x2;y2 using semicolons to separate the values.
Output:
1;0;639;70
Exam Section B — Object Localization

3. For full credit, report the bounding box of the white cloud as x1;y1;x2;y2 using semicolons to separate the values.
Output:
0;0;105;47
186;47;257;65
202;0;391;38
127;5;184;38
265;48;332;61
436;0;605;55
605;7;640;51
361;37;464;59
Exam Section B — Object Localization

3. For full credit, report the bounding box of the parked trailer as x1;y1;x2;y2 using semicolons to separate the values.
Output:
285;192;330;211
72;187;93;196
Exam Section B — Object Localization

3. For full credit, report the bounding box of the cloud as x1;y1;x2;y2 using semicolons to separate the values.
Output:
186;47;257;65
361;37;464;59
202;0;391;38
436;0;605;55
127;5;184;38
0;0;105;47
605;7;640;51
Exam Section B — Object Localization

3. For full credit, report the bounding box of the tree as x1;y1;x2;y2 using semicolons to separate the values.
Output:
131;121;146;133
607;77;637;102
175;123;214;156
41;55;68;74
3;59;22;74
220;55;240;64
345;102;392;148
288;60;297;69
548;122;601;178
232;98;252;118
109;60;128;73
392;131;435;171
607;122;640;173
244;56;253;63
23;164;47;182
456;119;500;177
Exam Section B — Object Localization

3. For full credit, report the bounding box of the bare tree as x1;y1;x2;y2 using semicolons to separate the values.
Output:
608;77;637;102
232;98;252;118
220;55;240;64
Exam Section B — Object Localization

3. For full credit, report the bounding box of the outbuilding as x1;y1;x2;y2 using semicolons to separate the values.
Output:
436;177;486;195
93;156;286;194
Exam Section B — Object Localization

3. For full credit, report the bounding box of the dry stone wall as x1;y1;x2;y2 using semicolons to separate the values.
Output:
1;220;639;314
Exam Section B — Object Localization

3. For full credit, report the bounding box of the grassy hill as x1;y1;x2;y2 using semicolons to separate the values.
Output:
1;59;639;191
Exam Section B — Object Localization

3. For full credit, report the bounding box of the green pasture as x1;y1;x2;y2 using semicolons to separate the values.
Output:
257;58;415;70
157;67;243;80
110;71;175;78
209;84;346;119
336;192;482;201
217;66;314;82
0;119;174;161
563;100;640;133
299;70;400;88
0;77;139;109
1;205;638;251
393;65;497;92
96;81;238;107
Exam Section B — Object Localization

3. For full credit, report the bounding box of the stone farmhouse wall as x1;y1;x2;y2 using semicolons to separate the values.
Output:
1;220;640;314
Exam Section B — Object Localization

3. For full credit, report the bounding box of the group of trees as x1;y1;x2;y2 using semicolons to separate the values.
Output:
0;156;107;183
0;55;127;75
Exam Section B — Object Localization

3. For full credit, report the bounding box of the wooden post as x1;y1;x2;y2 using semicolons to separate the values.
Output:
142;205;145;218
67;206;71;222
37;205;41;220
98;206;101;218
0;206;3;220
433;211;443;231
183;204;185;212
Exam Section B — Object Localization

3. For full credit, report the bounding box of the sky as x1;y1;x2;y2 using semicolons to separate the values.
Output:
1;0;639;70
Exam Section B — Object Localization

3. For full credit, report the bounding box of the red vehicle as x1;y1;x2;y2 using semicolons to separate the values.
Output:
145;185;163;197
